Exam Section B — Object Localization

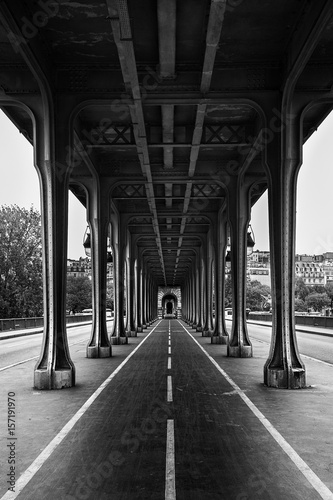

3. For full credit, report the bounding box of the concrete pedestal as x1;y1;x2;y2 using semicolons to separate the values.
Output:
228;345;252;357
86;346;111;358
211;335;229;345
110;336;128;345
34;368;75;390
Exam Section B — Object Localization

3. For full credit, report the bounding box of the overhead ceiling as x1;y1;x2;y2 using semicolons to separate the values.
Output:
0;1;333;286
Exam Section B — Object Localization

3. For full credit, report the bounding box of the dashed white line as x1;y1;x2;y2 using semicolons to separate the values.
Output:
168;357;172;370
179;320;333;500
0;320;163;500
168;347;171;355
167;375;173;402
165;419;176;500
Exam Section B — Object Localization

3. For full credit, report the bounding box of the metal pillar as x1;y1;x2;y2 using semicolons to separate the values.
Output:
110;214;128;344
86;183;112;358
202;233;214;336
227;178;253;357
126;236;137;336
212;209;230;344
137;265;143;332
264;109;305;388
34;103;75;389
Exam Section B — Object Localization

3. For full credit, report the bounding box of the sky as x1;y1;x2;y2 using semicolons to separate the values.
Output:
0;110;87;259
1;108;333;258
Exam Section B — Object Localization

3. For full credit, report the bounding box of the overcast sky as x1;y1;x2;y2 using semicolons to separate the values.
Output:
1;109;333;258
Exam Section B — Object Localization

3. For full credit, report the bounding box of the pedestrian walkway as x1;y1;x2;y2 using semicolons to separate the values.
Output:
1;319;333;499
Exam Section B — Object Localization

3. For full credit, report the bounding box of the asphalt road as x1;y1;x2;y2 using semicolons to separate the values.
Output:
246;322;333;366
0;324;99;372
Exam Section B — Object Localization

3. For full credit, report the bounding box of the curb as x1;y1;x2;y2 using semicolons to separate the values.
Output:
0;321;94;341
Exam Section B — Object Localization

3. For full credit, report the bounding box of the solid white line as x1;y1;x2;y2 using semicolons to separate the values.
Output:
0;340;87;373
0;320;162;500
165;419;176;500
168;347;171;355
167;375;173;402
168;357;172;370
0;356;39;372
250;336;333;368
179;320;333;500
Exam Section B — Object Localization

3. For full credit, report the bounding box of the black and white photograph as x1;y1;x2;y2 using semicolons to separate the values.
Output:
1;1;333;499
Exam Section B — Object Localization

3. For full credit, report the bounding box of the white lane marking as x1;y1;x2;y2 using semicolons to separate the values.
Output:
168;339;171;346
165;419;176;500
0;320;162;500
167;375;173;402
250;336;333;368
168;347;171;355
168;357;172;370
0;340;87;373
0;356;39;372
179;320;333;500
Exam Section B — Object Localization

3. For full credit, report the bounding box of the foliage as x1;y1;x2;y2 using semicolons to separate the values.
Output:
224;274;271;311
66;275;92;314
295;278;310;301
0;205;43;318
305;292;330;312
324;283;333;303
224;274;232;307
246;280;271;311
294;298;307;312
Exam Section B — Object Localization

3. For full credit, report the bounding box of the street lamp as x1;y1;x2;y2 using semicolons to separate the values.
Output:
247;225;255;256
107;237;113;263
83;226;91;258
225;236;231;263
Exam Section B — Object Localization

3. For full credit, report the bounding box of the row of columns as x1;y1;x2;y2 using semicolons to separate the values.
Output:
181;123;306;389
15;92;307;391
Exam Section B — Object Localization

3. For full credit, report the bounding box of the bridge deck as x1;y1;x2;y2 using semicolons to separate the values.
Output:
1;319;332;500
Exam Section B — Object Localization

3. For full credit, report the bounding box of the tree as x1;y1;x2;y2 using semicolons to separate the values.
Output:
66;275;92;314
325;283;333;311
0;205;43;318
224;274;232;307
294;298;307;312
295;278;310;301
305;292;330;312
246;280;271;311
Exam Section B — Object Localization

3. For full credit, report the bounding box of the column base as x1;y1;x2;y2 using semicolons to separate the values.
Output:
86;345;111;358
126;331;137;337
202;330;213;337
137;326;143;333
34;367;75;390
227;344;252;357
211;335;229;345
196;326;203;332
110;336;128;345
142;324;147;329
264;367;306;389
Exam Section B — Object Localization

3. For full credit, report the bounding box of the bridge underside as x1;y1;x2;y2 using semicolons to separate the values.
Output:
0;1;333;388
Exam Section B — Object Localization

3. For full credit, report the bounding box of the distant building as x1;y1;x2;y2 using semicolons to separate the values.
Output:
67;257;91;278
245;251;333;287
247;250;271;286
67;257;113;284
